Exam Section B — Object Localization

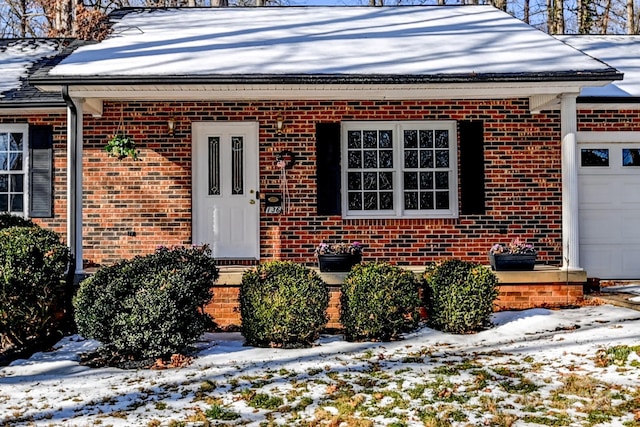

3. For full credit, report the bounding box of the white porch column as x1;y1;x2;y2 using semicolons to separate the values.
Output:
560;93;581;271
67;99;84;275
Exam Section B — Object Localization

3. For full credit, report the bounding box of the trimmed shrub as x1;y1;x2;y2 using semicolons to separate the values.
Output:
0;213;36;229
340;262;421;342
0;226;72;350
73;246;218;360
423;259;499;334
240;261;328;348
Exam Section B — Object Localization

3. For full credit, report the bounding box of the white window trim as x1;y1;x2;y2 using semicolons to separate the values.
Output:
0;124;29;217
341;121;458;219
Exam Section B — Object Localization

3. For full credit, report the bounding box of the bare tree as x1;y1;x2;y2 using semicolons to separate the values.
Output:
627;0;636;32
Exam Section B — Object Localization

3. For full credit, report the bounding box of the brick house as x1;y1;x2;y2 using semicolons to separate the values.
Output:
5;7;639;322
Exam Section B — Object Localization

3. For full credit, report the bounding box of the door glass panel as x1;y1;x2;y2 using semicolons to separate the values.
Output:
231;136;244;195
208;136;220;195
581;148;609;166
622;149;640;166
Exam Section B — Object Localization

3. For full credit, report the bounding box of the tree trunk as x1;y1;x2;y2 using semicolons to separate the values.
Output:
627;0;635;34
523;0;530;24
547;0;555;33
601;0;611;34
555;0;564;34
491;0;507;11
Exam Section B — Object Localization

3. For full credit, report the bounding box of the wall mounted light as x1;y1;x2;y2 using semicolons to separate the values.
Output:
275;113;285;135
167;117;176;136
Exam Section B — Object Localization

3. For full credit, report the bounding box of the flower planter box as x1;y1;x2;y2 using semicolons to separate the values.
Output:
488;252;536;271
318;254;362;272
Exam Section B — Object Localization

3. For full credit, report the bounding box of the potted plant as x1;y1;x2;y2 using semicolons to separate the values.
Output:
314;241;363;272
105;134;138;160
488;237;537;271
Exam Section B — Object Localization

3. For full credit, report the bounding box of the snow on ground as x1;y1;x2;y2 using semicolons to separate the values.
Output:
1;305;639;426
602;283;640;303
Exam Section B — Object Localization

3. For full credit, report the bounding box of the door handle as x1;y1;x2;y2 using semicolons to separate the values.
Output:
249;199;256;205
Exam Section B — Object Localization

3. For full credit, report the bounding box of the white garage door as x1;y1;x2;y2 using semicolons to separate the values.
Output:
579;144;640;279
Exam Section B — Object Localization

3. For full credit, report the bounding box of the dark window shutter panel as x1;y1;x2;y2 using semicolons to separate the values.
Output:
459;121;485;215
316;122;341;215
29;125;54;218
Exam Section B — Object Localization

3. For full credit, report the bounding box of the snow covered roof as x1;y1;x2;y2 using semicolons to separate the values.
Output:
46;6;617;83
558;35;640;99
0;38;78;107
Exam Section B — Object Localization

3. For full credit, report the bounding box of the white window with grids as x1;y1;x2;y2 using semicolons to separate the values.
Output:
0;125;28;216
342;121;458;218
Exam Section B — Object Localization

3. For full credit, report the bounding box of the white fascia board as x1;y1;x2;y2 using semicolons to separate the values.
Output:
0;106;66;115
38;81;614;102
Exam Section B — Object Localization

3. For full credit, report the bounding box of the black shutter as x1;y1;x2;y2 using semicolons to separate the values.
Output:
29;125;54;218
316;122;341;215
459;121;485;215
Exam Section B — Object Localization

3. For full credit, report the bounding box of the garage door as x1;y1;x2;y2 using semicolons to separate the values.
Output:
579;144;640;279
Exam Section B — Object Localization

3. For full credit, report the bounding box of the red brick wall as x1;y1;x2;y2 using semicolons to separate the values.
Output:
578;108;640;131
5;104;638;269
76;99;566;267
495;283;584;310
206;283;584;330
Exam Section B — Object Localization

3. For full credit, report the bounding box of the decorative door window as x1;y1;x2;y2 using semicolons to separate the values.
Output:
622;149;640;166
342;121;458;218
581;148;609;167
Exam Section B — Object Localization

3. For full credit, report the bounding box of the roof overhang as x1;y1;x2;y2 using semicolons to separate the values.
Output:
0;102;67;115
33;72;620;115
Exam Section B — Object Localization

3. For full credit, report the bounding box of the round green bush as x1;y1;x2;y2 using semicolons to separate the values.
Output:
423;259;499;334
340;262;421;342
240;261;328;348
0;226;72;350
73;246;218;360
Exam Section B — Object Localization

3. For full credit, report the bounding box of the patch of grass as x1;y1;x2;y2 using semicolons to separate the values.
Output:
521;413;572;426
499;377;540;394
246;392;284;410
406;382;429;400
204;403;240;420
492;366;523;379
432;365;460;376
595;345;640;367
153;401;168;410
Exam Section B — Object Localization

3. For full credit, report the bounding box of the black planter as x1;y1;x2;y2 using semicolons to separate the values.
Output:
488;252;536;271
318;253;362;272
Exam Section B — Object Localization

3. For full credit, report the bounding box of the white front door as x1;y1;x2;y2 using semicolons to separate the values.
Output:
192;122;260;259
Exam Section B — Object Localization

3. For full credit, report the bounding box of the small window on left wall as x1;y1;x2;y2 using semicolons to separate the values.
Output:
0;125;28;216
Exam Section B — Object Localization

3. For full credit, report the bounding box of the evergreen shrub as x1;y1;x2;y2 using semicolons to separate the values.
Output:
423;259;499;334
0;226;72;350
340;262;421;342
0;212;36;229
240;261;328;348
73;246;218;360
